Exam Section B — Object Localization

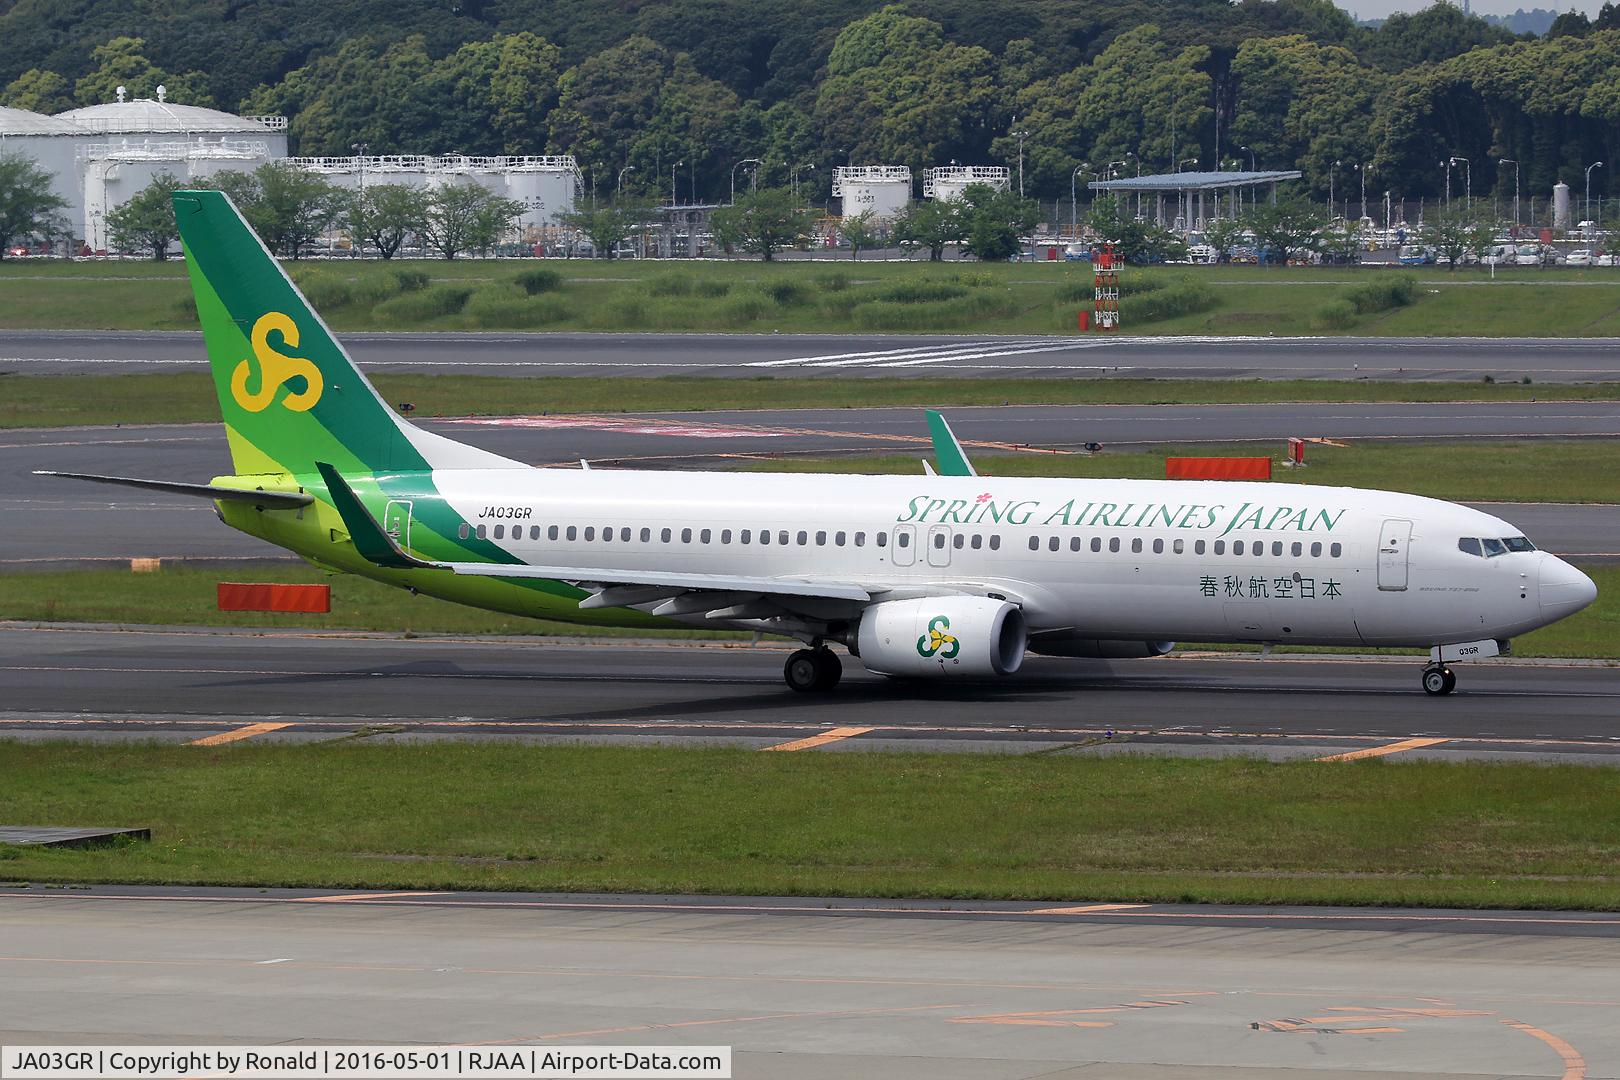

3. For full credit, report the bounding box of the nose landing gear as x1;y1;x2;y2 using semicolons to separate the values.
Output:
1421;664;1457;696
785;646;843;693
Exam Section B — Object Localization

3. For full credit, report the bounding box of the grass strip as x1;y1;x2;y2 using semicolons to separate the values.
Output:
11;258;1620;336
743;441;1620;505
2;744;1619;909
2;563;1614;659
4;372;1616;429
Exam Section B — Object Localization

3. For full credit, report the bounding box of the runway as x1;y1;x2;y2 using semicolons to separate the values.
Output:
3;885;1617;1078
6;407;1619;564
3;626;1617;761
8;328;1620;380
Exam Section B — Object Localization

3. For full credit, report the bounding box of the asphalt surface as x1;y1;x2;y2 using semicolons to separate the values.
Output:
9;328;1620;380
3;886;1617;1077
3;627;1617;762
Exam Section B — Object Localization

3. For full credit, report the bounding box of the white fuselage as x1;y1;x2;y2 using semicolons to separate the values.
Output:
433;469;1593;648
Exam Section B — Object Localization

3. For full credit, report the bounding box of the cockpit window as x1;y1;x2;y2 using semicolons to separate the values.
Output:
1458;537;1482;557
1480;538;1507;557
1504;536;1536;553
1461;535;1537;558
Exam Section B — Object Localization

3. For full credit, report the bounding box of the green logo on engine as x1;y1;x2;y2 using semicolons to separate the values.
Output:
916;615;960;660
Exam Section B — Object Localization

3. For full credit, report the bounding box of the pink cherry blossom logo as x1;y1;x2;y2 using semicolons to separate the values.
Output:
975;492;994;504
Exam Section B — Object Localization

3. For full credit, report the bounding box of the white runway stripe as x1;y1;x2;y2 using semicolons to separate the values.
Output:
745;341;1003;367
874;341;1113;367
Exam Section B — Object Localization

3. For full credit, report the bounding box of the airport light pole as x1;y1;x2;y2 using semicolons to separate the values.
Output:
617;165;635;198
1356;163;1367;221
1070;162;1088;240
1499;158;1520;228
1011;118;1030;197
1329;159;1339;219
1442;160;1451;209
1586;160;1603;227
790;162;815;199
672;160;681;205
730;158;761;204
1450;156;1471;210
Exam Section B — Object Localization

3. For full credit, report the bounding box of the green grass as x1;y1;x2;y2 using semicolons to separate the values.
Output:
0;564;737;640
5;372;1618;429
3;744;1619;908
11;257;1620;334
3;562;1613;660
746;440;1620;504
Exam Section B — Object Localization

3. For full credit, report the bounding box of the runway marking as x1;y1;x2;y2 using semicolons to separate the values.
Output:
300;891;448;903
1502;1019;1588;1080
187;722;293;746
256;958;293;964
1024;903;1148;914
760;726;874;751
1318;737;1450;761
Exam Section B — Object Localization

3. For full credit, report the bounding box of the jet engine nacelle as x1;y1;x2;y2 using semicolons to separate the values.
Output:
857;597;1027;677
1028;636;1176;659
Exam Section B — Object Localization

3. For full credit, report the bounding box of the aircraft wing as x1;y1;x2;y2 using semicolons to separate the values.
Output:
35;470;314;510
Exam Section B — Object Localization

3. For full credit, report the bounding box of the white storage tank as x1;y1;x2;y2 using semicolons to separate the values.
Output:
0;106;87;249
1553;181;1571;231
503;157;582;229
79;139;270;252
923;165;1010;201
833;165;912;220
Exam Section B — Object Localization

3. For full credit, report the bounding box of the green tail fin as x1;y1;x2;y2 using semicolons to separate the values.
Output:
173;189;521;478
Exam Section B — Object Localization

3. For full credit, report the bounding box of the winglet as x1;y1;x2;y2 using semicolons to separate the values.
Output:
926;410;977;477
314;462;430;570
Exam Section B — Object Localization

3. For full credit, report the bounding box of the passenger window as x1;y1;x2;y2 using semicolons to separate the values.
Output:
1290;542;1301;556
837;531;847;546
816;531;827;546
1255;544;1265;558
759;530;770;545
458;523;470;539
989;535;1000;550
1233;541;1244;555
953;533;964;549
1330;543;1342;558
970;535;982;550
1213;540;1223;554
936;533;948;549
564;526;575;541
1458;537;1483;556
1070;537;1081;552
697;529;708;543
741;529;751;544
1091;537;1102;553
1153;538;1164;554
640;528;651;542
1049;536;1060;552
601;527;612;542
1272;542;1283;556
721;529;732;544
681;528;692;543
779;531;789;545
661;528;671;543
494;524;505;539
1195;540;1206;554
1173;538;1184;554
1028;536;1040;551
896;532;909;548
1310;542;1321;557
583;526;594;541
797;530;808;545
620;527;631;542
877;532;888;547
531;526;540;540
855;532;866;546
549;525;559;541
1131;538;1143;554
1109;537;1120;553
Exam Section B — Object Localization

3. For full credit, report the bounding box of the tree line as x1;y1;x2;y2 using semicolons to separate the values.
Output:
8;0;1620;207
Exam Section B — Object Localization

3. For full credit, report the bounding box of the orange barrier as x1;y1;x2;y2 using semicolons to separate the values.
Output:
217;582;332;613
1165;457;1273;480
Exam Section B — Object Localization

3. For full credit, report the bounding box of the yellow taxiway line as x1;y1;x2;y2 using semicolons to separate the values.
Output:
1318;737;1449;762
188;722;294;747
760;726;874;752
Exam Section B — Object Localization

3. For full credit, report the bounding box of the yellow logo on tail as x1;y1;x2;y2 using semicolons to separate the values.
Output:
230;312;323;413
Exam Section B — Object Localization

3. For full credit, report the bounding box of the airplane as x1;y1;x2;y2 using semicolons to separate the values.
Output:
40;190;1598;696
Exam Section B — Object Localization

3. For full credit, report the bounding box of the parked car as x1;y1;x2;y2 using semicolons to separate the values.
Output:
1594;253;1617;267
1397;244;1433;265
1565;250;1594;267
1514;244;1544;267
1063;243;1091;261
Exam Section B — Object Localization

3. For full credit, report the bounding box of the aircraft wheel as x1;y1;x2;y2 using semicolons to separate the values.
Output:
1422;665;1456;696
785;650;823;693
813;647;843;690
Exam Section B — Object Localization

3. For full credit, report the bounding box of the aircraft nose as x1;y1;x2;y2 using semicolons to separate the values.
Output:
1539;555;1598;619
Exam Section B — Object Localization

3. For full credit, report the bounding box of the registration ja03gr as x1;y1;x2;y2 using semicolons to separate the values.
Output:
0;1046;732;1079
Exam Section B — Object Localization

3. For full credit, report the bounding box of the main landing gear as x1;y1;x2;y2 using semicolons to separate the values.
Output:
1421;663;1457;696
785;646;842;693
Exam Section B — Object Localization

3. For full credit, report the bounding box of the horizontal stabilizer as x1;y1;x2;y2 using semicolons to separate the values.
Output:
35;471;313;509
